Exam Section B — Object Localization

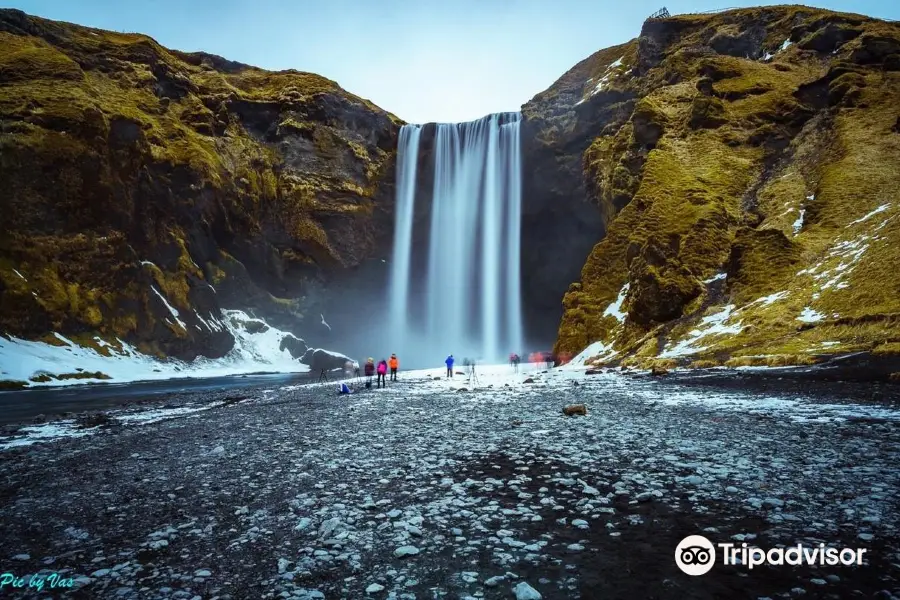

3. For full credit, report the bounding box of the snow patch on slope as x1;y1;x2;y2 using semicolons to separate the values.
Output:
566;340;617;368
850;203;890;225
150;286;186;330
797;307;825;323
0;309;317;388
797;230;876;292
792;209;806;235
603;284;629;322
752;291;789;307
575;56;626;106
660;305;744;358
703;272;727;284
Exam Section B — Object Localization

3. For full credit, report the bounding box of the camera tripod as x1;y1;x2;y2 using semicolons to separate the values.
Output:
317;368;329;383
466;361;480;386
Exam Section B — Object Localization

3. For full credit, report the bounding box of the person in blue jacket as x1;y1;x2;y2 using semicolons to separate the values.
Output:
445;354;454;378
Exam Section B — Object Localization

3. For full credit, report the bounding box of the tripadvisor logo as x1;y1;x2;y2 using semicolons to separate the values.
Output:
675;535;717;575
675;535;869;576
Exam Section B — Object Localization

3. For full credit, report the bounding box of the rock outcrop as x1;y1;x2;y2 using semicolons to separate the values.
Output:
540;6;900;369
520;41;638;347
0;9;401;362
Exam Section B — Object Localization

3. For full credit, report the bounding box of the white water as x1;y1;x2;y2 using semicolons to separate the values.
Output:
387;113;524;366
386;124;422;355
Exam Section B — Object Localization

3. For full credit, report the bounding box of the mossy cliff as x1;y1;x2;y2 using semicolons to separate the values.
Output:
529;6;900;369
0;9;402;360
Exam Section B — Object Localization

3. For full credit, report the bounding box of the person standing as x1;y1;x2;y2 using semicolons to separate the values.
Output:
364;357;375;389
389;353;399;381
376;358;388;388
445;354;454;378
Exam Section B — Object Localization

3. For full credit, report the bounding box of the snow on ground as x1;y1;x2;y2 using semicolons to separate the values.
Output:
659;304;744;358
565;341;617;368
793;203;891;291
0;421;98;450
0;364;898;598
780;38;793;52
797;233;873;292
703;272;726;284
602;283;629;322
849;203;891;225
752;290;789;307
150;286;186;330
792;208;806;235
575;56;626;106
797;307;825;323
0;309;315;388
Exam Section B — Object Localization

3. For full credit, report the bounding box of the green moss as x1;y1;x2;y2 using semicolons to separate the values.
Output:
874;342;900;356
0;379;28;390
726;228;801;305
688;359;720;369
0;33;84;83
557;5;900;364
55;371;111;381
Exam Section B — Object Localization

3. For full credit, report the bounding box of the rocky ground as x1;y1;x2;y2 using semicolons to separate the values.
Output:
1;366;899;599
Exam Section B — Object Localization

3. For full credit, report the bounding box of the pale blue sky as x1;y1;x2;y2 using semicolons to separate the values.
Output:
6;0;899;123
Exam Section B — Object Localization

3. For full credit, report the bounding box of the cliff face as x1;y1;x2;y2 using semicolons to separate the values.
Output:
0;9;401;363
520;42;639;347
540;6;900;368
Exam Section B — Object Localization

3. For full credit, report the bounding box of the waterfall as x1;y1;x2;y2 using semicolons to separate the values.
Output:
386;112;523;367
386;125;422;353
502;118;524;355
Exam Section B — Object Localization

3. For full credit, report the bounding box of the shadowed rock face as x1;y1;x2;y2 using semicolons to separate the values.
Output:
520;41;638;349
0;9;401;361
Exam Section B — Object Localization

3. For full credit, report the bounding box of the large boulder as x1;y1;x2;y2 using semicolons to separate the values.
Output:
279;334;308;359
301;348;354;372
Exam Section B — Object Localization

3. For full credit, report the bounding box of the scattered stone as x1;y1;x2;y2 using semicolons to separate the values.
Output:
571;519;589;529
393;546;420;558
562;404;587;416
513;581;542;600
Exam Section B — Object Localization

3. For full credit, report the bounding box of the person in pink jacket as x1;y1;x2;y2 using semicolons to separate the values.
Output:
376;359;388;388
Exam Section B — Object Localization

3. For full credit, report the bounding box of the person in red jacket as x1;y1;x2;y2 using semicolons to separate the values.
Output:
376;359;388;388
389;354;399;381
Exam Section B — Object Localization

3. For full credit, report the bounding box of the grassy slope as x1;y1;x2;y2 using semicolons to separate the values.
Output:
554;6;900;368
0;10;400;364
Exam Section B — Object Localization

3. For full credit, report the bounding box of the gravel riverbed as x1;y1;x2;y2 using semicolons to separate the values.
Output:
1;366;899;599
